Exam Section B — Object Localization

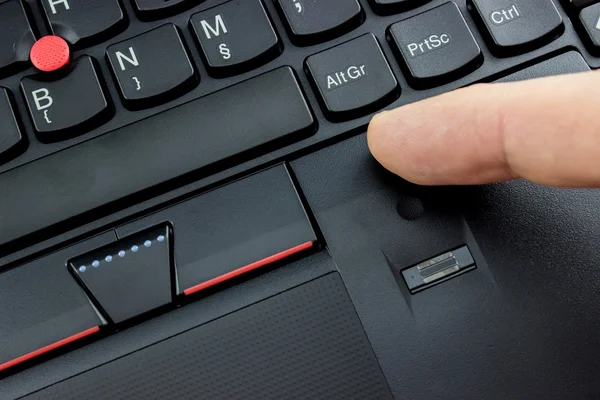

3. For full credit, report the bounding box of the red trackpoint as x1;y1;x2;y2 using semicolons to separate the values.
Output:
30;35;70;72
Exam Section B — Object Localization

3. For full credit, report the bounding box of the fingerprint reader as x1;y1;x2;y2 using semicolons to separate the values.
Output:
401;246;476;293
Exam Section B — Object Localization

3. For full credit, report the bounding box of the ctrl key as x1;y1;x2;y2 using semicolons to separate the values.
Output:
305;34;399;121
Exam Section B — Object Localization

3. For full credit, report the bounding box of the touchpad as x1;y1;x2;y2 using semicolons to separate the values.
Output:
24;273;392;400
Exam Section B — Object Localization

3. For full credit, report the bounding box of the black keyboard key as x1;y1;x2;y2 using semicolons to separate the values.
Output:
0;88;25;164
305;34;398;121
0;232;111;372
388;2;482;89
580;3;600;51
20;56;112;141
0;0;36;77
40;0;125;48
275;0;363;46
70;225;172;324
190;0;281;77
467;0;563;57
133;0;196;21
107;24;197;110
0;67;315;248
369;0;432;15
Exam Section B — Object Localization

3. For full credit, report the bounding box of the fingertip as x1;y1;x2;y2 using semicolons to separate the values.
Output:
367;110;405;177
368;106;434;185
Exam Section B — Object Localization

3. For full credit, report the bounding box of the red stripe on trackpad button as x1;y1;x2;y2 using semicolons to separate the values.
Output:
183;241;314;296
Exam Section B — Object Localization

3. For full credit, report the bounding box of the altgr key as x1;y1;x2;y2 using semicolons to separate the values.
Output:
387;2;482;89
305;34;398;121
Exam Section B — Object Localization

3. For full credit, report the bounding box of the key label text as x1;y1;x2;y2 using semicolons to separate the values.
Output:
406;34;451;58
47;0;70;14
115;47;139;71
32;88;53;124
326;64;367;90
489;4;521;26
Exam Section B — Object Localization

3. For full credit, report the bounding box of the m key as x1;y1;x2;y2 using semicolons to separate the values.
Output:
190;0;281;77
107;24;198;110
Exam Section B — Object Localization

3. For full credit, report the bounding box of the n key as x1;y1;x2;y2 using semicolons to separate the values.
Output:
107;24;198;110
190;0;282;77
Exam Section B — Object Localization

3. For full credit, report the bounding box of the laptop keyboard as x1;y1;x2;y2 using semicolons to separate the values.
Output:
0;0;598;377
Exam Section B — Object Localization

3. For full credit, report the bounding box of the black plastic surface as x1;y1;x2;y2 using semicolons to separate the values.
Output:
0;66;314;249
291;109;600;399
114;165;317;295
1;251;336;399
1;0;598;262
0;232;112;372
0;0;36;77
40;0;126;48
2;1;600;399
22;273;392;400
69;224;173;324
0;88;24;162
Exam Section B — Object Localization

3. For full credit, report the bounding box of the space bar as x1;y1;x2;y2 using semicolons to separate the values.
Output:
0;67;315;248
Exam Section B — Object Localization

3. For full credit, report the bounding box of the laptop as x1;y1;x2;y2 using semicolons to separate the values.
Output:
1;0;599;398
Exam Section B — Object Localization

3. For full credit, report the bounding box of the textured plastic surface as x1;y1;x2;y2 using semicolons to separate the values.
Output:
29;36;70;72
22;273;392;400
